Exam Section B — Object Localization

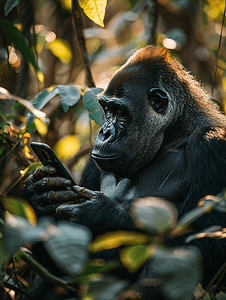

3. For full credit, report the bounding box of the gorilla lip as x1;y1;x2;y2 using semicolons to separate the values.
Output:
91;152;123;160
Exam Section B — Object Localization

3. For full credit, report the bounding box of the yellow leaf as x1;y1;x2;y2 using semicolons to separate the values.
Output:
89;231;149;253
1;197;37;225
46;38;72;64
37;71;44;89
24;145;32;159
34;118;48;136
59;0;72;11
79;0;107;27
54;135;80;160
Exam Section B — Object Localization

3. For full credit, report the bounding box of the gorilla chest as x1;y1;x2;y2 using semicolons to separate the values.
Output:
100;150;187;204
100;167;185;204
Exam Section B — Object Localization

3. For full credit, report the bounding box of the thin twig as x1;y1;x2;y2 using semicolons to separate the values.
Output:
211;1;226;97
72;0;96;88
206;261;226;292
18;250;77;293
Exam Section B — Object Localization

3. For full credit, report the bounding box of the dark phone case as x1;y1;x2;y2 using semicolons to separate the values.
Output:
31;142;76;185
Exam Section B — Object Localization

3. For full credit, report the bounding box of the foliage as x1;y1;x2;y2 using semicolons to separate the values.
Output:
1;0;226;299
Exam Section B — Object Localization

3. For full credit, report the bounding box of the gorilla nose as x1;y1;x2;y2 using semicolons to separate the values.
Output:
101;123;116;142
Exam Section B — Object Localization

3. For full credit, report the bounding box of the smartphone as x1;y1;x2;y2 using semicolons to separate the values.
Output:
31;142;76;185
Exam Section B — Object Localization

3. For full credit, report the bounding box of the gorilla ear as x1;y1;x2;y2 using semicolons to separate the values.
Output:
148;88;168;113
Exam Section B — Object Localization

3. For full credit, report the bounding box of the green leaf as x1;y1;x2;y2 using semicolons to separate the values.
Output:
0;113;6;121
83;87;104;126
26;88;58;124
216;291;226;300
0;237;10;266
1;197;37;225
131;197;178;236
43;222;92;276
58;85;81;112
74;261;120;284
78;0;107;27
90;231;149;253
0;87;47;122
120;244;153;273
4;0;19;16
154;246;203;300
0;19;39;73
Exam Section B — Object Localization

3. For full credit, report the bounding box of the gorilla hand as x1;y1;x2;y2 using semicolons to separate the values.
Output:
56;186;134;237
22;166;80;217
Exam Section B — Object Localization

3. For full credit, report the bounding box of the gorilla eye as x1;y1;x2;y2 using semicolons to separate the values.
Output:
116;109;125;117
148;88;168;113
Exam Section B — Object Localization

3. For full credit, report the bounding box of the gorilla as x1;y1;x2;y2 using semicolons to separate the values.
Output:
21;46;226;299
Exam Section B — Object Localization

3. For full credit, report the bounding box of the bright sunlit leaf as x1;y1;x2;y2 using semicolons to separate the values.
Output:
34;117;48;136
90;231;149;253
1;197;37;225
36;71;44;88
79;0;107;27
54;135;80;160
58;0;72;11
46;38;72;64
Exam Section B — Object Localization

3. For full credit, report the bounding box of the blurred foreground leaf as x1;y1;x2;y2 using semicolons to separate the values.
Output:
83;87;104;126
120;244;154;273
185;226;226;244
90;231;149;253
87;276;129;300
153;246;203;300
43;221;92;276
172;190;226;237
131;197;178;237
79;0;107;27
75;261;120;284
0;197;37;225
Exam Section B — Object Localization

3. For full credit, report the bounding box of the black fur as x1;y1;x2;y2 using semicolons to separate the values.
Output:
22;46;226;300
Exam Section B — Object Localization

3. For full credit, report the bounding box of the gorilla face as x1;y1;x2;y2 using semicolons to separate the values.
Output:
91;61;171;178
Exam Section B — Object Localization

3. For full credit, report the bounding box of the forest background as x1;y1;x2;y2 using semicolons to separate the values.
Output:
0;0;226;299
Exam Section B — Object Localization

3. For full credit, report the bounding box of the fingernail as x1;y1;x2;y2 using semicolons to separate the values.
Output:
64;180;71;185
49;168;55;173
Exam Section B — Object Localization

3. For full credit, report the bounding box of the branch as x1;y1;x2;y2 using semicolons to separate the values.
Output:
145;0;158;45
72;0;96;88
18;250;77;293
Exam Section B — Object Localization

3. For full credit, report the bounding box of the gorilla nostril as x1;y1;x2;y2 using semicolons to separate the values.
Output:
103;130;111;141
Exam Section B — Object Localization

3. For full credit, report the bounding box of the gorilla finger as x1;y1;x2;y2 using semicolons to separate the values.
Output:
56;204;79;220
42;190;80;204
38;176;72;190
72;185;98;199
32;166;56;182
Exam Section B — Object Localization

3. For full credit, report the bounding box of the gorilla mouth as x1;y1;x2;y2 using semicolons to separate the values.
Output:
91;151;123;161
